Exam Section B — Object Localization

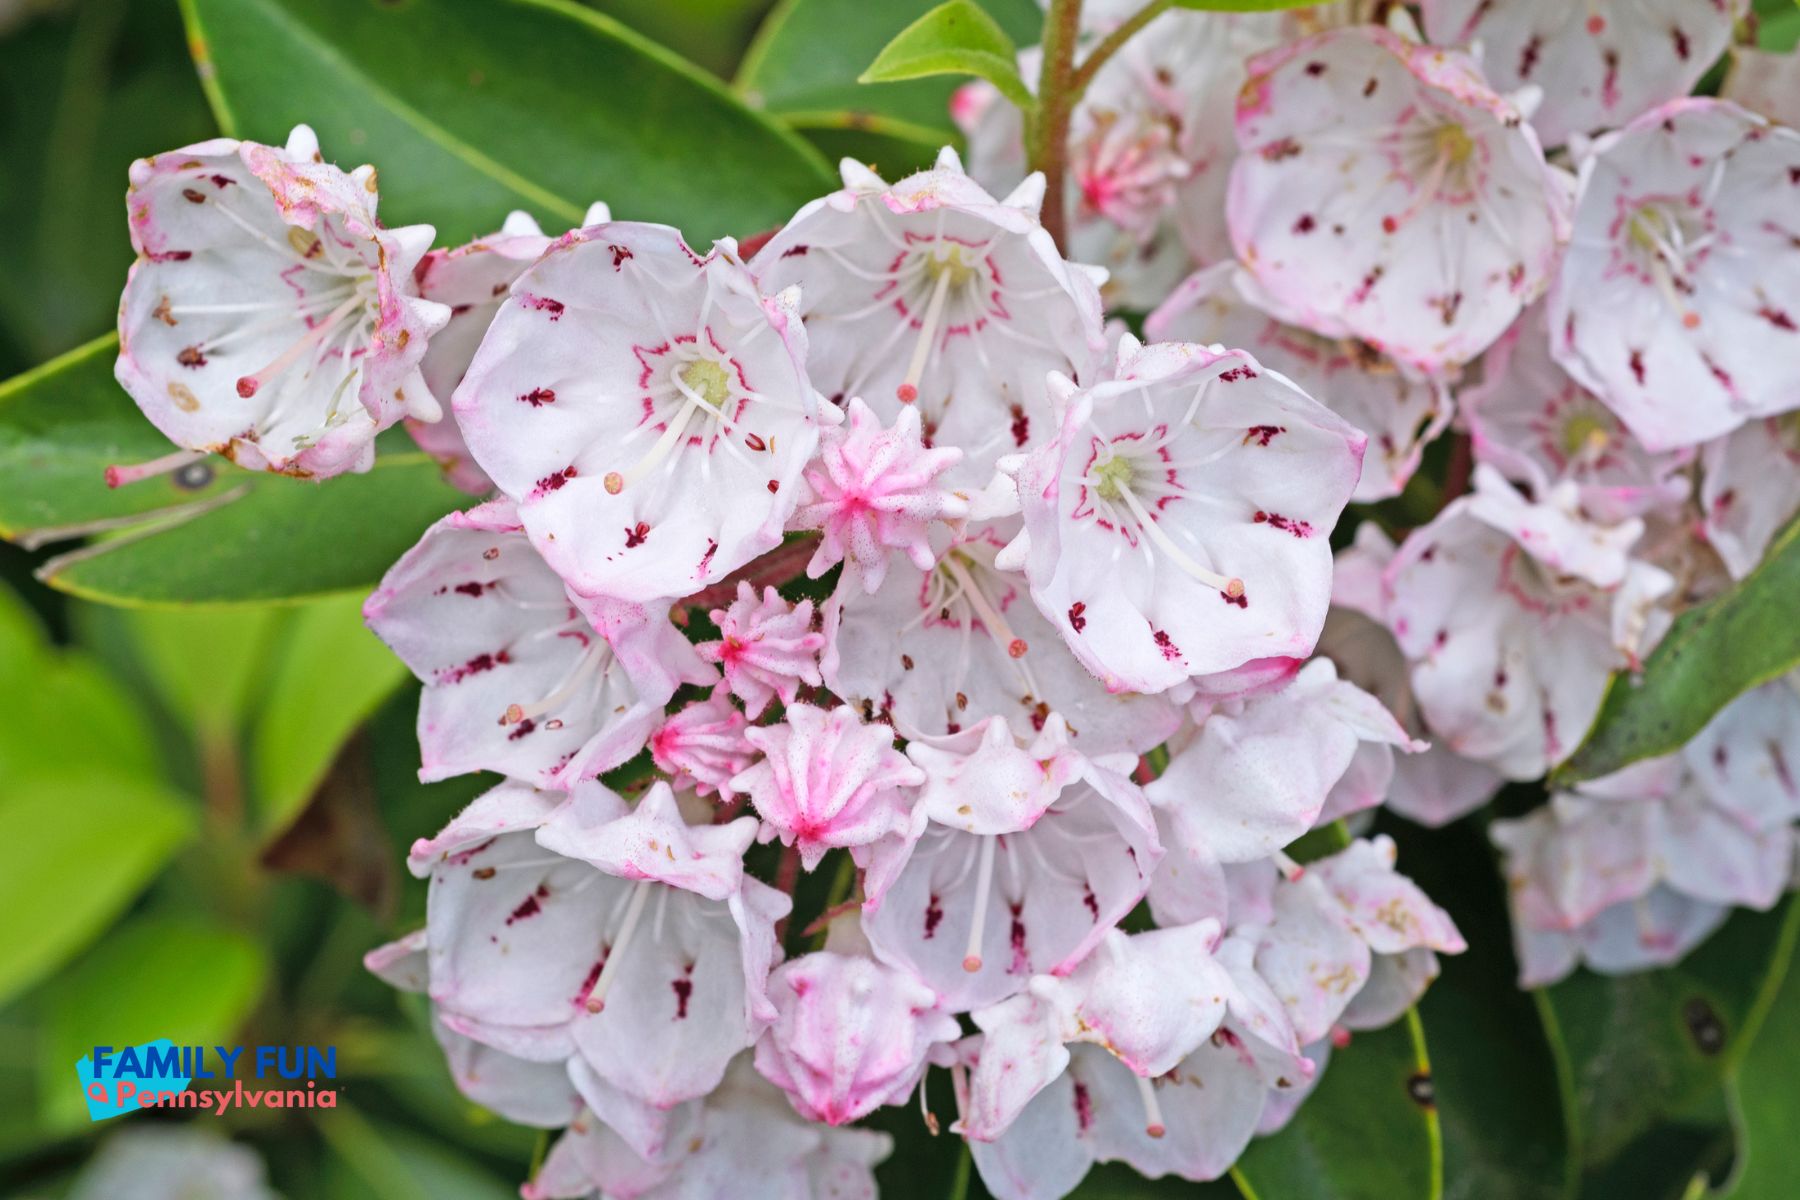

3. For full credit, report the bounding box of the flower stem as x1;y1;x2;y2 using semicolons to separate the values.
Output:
1069;0;1173;95
1031;0;1085;250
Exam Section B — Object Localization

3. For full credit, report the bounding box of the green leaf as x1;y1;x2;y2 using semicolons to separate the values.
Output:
0;769;194;1006
318;1107;519;1200
1714;911;1800;1199
779;109;952;179
1233;1013;1440;1200
583;0;773;78
37;916;269;1129
178;0;833;245
738;0;1041;131
250;592;409;839
1171;1;1324;10
1553;511;1800;785
859;1;1033;111
0;0;214;369
117;605;280;738
1538;899;1800;1175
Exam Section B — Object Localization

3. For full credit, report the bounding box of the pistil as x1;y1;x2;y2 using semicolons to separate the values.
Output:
584;880;654;1013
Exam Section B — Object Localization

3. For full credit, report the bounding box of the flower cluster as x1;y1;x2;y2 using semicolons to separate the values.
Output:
107;1;1800;1195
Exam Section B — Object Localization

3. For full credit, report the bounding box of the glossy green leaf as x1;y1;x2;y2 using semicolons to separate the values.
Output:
118;605;280;738
860;1;1033;110
584;0;773;78
0;769;194;1006
0;0;214;370
179;0;833;245
1554;511;1800;785
1171;1;1324;10
737;0;1041;131
780;109;950;178
0;336;470;607
1538;899;1800;1175
319;1107;519;1200
1233;1013;1439;1200
37;916;269;1128
1714;913;1800;1200
250;592;409;838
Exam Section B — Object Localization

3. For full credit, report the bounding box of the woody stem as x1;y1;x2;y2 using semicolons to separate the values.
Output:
1069;0;1172;95
1031;0;1085;251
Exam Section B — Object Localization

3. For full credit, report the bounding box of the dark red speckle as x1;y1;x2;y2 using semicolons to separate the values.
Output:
1009;403;1030;448
536;466;577;493
1293;214;1316;234
672;964;694;1019
520;387;556;406
1219;366;1257;382
1152;629;1182;662
609;244;633;270
506;884;549;925
1074;1082;1094;1133
1254;510;1314;537
1244;424;1285;446
508;718;538;741
923;894;944;940
521;294;564;320
624;521;651;548
1068;601;1087;633
1628;349;1646;385
1221;589;1247;608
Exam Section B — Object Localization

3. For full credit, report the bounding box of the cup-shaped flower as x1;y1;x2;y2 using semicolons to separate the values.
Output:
115;125;449;479
751;148;1106;491
754;949;959;1125
1227;25;1571;372
1547;99;1800;450
454;220;826;604
364;499;712;787
1006;335;1364;694
731;703;924;870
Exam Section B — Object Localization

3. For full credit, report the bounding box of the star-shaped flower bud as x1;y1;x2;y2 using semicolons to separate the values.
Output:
650;684;758;798
961;922;1311;1195
860;745;1160;1012
823;519;1182;756
364;499;713;787
751;147;1107;491
1148;263;1452;502
454;220;827;604
792;397;968;594
1547;99;1800;451
1421;0;1747;148
698;581;825;719
1144;659;1422;926
731;703;924;871
405;202;611;494
754;946;960;1126
1462;302;1691;522
364;929;584;1129
414;781;789;1114
1227;25;1571;372
528;1056;892;1200
1385;466;1675;779
1700;415;1800;580
114;125;449;481
1315;525;1504;829
1005;335;1364;694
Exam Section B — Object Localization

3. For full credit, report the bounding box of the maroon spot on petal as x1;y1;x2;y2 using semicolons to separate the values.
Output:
1362;77;1379;98
1260;137;1301;162
1628;349;1646;385
1293;213;1316;234
1671;26;1690;60
520;387;556;406
1008;903;1029;973
452;580;494;597
745;431;767;451
1304;61;1326;76
1253;510;1314;537
1220;589;1247;608
1713;744;1729;770
146;249;192;262
1434;291;1463;327
624;521;651;549
508;718;538;741
1010;403;1030;447
535;465;578;494
520;293;565;321
672;964;695;1019
1350;265;1384;305
1068;601;1087;633
1518;35;1541;78
609;244;633;270
1082;886;1099;920
1244;424;1285;446
573;957;605;1008
182;187;206;204
698;539;719;574
923;893;944;940
1073;1080;1094;1132
781;244;810;258
209;173;234;189
438;649;509;684
505;883;550;924
1152;629;1183;662
177;346;207;369
1758;306;1797;332
767;479;780;493
1219;365;1258;382
448;837;497;865
1701;354;1735;391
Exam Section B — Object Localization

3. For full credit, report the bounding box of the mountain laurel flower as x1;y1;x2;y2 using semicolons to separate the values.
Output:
698;581;825;718
1547;99;1800;451
791;397;969;593
754;947;959;1126
364;499;713;787
114;124;449;481
751;148;1107;490
649;685;759;798
1147;263;1452;502
903;714;1094;837
454;220;827;604
1700;415;1800;580
1421;0;1747;148
1005;335;1364;694
1227;25;1571;373
731;703;925;870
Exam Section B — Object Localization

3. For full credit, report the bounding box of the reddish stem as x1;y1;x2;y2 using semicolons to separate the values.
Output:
682;535;821;615
1441;432;1473;504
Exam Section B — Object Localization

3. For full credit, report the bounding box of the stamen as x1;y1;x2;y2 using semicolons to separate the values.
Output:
919;1071;940;1135
604;359;733;493
963;835;998;972
584;880;653;1013
1109;478;1243;596
234;293;364;398
502;642;605;724
105;448;208;490
939;556;1028;658
898;259;955;404
1136;1073;1167;1138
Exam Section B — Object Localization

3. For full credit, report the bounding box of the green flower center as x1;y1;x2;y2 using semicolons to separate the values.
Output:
679;359;732;409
